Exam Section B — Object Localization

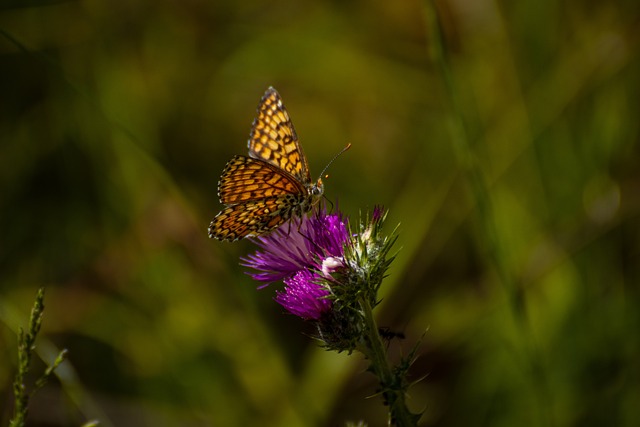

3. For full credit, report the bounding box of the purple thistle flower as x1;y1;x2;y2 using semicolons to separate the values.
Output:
274;270;332;320
241;206;350;318
372;205;385;223
241;207;349;286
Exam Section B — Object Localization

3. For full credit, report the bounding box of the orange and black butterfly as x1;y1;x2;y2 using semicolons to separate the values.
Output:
208;87;326;242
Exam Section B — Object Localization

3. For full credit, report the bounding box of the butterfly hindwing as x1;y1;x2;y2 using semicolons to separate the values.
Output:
208;196;303;241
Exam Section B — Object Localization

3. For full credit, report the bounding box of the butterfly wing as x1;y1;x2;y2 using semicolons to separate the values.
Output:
209;88;317;242
208;196;304;241
247;87;311;185
218;155;306;205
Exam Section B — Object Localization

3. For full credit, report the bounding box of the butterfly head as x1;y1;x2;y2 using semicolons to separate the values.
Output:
310;178;324;203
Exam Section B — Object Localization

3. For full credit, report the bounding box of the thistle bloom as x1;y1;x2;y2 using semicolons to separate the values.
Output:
239;205;419;424
241;207;350;319
274;270;332;319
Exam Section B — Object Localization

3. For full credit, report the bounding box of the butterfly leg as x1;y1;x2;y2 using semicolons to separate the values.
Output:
323;196;334;212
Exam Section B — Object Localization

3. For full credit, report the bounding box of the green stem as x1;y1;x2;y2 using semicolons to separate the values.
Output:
9;288;68;427
359;297;418;427
10;288;45;427
423;2;554;426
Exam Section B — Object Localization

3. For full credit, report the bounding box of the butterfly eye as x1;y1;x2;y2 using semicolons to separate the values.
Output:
312;181;324;196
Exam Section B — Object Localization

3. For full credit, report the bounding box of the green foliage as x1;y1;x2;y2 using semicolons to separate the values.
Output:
9;288;67;427
1;0;639;426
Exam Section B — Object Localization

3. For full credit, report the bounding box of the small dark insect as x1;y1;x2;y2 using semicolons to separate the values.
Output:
378;327;406;341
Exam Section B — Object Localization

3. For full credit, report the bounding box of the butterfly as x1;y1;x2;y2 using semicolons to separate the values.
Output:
208;87;326;242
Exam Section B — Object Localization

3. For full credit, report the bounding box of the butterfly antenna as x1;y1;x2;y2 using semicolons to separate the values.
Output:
318;143;351;181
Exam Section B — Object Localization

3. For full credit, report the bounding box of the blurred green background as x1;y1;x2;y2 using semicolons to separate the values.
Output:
1;0;639;426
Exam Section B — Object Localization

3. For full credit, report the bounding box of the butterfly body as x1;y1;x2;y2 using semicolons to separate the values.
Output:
208;87;323;242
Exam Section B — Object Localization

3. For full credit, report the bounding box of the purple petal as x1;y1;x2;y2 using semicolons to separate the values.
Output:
372;205;385;223
275;270;332;320
241;206;349;287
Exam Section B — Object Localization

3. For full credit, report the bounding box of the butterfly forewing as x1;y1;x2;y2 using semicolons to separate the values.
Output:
218;155;306;204
248;87;311;185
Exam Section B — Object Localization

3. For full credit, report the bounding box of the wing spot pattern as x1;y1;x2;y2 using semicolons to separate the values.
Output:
209;88;324;241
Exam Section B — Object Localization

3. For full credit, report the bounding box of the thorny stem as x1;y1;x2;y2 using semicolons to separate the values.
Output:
358;296;418;427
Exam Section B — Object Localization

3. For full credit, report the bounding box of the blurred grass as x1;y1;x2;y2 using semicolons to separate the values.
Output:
1;0;639;426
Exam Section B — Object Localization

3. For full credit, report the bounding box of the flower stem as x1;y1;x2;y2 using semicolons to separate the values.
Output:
423;2;554;426
359;297;419;427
